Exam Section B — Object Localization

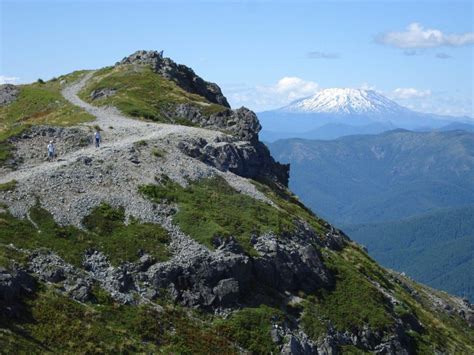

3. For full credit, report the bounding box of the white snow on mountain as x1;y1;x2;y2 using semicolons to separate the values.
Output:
280;88;409;115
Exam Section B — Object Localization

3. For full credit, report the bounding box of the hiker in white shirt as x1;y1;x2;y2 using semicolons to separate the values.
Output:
47;141;56;161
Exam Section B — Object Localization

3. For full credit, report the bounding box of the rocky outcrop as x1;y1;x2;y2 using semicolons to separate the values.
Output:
90;88;116;101
29;251;93;302
174;104;261;142
18;220;336;310
83;250;137;304
118;50;229;107
177;136;289;186
252;233;332;294
0;84;19;106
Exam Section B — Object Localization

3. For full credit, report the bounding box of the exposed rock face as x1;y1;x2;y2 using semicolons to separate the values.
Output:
171;104;291;185
174;104;261;142
252;233;332;294
0;84;19;106
118;50;230;108
83;250;137;304
21;228;335;310
177;136;289;186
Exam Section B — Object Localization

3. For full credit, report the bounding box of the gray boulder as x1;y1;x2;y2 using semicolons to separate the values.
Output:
0;84;19;106
90;88;116;100
146;250;252;308
213;278;240;306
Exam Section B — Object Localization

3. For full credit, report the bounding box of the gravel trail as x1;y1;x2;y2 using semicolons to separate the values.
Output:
0;72;217;185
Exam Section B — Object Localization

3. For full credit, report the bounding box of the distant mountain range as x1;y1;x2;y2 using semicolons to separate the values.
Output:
259;88;474;141
267;129;474;299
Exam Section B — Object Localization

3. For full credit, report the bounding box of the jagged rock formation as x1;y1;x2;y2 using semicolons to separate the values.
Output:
0;84;19;106
118;50;230;107
174;104;261;142
178;136;289;186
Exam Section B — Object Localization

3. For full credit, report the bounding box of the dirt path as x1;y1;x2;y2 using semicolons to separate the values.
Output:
0;73;209;184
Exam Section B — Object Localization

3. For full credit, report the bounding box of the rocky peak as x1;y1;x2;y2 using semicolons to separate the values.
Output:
117;50;230;108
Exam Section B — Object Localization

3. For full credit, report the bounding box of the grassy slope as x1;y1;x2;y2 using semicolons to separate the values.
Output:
302;245;474;353
78;65;226;123
139;175;327;255
0;203;170;266
0;281;239;354
0;73;94;165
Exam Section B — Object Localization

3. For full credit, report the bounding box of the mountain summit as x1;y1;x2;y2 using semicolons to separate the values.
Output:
281;88;408;116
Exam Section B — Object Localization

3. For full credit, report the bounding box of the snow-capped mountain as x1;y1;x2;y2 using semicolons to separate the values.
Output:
258;88;474;142
280;88;408;116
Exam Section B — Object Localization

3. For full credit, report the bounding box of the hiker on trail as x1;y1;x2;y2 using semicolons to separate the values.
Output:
94;130;101;148
47;140;56;161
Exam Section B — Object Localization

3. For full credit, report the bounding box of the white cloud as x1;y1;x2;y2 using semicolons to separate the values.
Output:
388;89;472;118
267;76;319;99
0;75;19;84
377;23;474;49
225;76;319;111
390;87;432;100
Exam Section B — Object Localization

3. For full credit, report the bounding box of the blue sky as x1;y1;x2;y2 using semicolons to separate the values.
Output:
1;0;473;116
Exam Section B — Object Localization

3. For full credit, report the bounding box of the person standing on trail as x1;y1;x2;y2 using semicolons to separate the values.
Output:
47;140;56;161
94;129;101;148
